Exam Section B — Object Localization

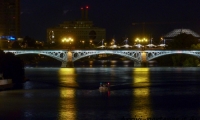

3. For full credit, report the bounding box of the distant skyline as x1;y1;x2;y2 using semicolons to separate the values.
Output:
21;0;200;43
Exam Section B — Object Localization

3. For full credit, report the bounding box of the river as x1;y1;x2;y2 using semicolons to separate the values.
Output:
0;67;200;120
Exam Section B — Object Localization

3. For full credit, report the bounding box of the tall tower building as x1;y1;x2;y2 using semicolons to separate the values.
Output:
0;0;20;40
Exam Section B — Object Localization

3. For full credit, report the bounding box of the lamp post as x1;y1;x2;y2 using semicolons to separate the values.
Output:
135;38;140;44
104;42;107;48
62;37;73;49
102;39;104;46
135;38;148;49
160;37;166;49
150;38;153;44
125;38;128;45
89;40;93;48
82;40;85;49
161;37;166;44
61;37;74;67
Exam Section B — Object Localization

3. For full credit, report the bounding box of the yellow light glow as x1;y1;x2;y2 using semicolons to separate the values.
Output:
132;68;152;118
58;68;78;87
135;38;148;43
135;38;140;42
59;88;76;120
58;68;77;120
61;37;74;43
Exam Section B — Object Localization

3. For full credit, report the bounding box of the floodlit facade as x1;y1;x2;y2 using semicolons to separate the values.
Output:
0;0;20;40
47;6;106;46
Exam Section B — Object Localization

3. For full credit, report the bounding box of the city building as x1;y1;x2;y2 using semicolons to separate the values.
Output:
47;6;106;47
0;0;20;40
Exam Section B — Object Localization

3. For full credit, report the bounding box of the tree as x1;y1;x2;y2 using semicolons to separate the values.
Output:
159;33;200;66
23;36;36;48
183;57;199;67
191;43;200;49
168;33;199;50
12;41;21;49
0;51;25;84
155;54;199;67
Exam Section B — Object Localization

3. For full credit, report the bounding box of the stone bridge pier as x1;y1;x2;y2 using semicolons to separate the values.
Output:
65;51;74;68
61;51;74;68
141;52;147;67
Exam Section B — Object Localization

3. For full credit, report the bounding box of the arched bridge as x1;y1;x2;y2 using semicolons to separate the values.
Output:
145;50;200;61
72;50;141;62
3;50;200;67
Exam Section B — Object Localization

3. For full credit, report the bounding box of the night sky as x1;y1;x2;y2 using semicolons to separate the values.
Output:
21;0;200;43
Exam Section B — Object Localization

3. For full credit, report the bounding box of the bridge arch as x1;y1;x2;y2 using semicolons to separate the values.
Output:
71;50;142;65
146;50;200;61
4;50;68;62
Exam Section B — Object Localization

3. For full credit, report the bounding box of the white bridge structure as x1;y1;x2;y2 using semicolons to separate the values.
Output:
3;50;200;67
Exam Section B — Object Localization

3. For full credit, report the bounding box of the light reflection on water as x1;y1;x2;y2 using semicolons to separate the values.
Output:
58;68;78;87
132;68;152;119
57;67;153;119
58;68;77;120
1;67;200;119
59;88;76;120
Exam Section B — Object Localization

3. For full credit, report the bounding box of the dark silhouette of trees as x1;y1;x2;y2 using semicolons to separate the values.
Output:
156;54;199;67
191;43;200;49
0;50;25;85
22;36;36;48
168;33;199;49
12;41;21;49
156;33;200;66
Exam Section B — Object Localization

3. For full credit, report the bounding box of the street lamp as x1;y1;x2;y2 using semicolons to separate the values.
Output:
104;42;107;47
89;40;93;48
150;38;153;44
82;40;85;49
135;38;140;44
101;39;104;46
62;37;73;43
135;38;148;44
142;38;148;43
61;37;74;49
68;37;74;44
161;37;166;44
135;37;148;49
89;40;92;44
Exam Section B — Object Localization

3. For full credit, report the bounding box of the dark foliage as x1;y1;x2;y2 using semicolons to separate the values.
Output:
155;54;199;67
168;33;199;50
23;36;36;48
0;50;25;84
12;41;21;49
156;33;200;66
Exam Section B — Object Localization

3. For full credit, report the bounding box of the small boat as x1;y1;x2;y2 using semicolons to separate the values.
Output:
99;82;110;92
0;74;13;90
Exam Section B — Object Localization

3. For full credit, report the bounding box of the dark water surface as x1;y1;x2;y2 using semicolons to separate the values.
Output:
0;67;200;120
